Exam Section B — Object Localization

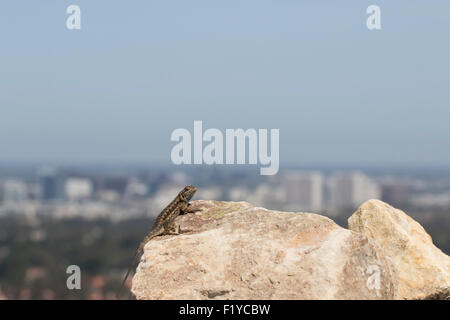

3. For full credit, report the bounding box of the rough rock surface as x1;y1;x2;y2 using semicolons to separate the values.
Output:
421;287;450;300
132;200;397;299
348;199;450;300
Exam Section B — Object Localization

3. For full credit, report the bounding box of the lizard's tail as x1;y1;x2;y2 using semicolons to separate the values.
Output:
120;245;143;292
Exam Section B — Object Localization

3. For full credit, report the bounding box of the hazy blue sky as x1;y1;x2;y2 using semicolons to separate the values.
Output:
1;1;449;167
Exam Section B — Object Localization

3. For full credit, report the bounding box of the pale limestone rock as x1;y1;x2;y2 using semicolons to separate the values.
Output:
132;200;396;300
348;199;450;300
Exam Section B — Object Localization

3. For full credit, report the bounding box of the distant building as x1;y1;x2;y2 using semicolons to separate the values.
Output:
410;193;450;208
94;177;128;196
1;179;28;203
228;186;252;202
229;184;286;210
124;179;149;199
65;178;93;201
196;187;222;201
282;171;323;212
97;190;120;203
381;183;408;207
39;167;64;202
327;172;381;211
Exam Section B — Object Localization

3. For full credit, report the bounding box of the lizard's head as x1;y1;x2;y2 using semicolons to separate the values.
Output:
182;185;197;201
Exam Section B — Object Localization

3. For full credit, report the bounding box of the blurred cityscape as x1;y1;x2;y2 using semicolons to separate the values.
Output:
0;165;449;299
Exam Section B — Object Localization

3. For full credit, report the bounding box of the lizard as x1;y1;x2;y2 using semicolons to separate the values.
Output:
120;185;197;291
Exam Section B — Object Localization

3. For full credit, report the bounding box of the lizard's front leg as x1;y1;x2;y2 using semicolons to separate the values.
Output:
179;202;200;215
164;220;181;235
165;218;195;235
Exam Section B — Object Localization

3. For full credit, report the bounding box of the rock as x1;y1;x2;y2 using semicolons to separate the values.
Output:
348;199;450;300
421;287;450;300
132;200;397;299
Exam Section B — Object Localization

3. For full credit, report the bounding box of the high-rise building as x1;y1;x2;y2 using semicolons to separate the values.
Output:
38;167;64;202
124;179;149;199
327;172;381;211
282;171;323;212
1;179;28;203
65;177;93;201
